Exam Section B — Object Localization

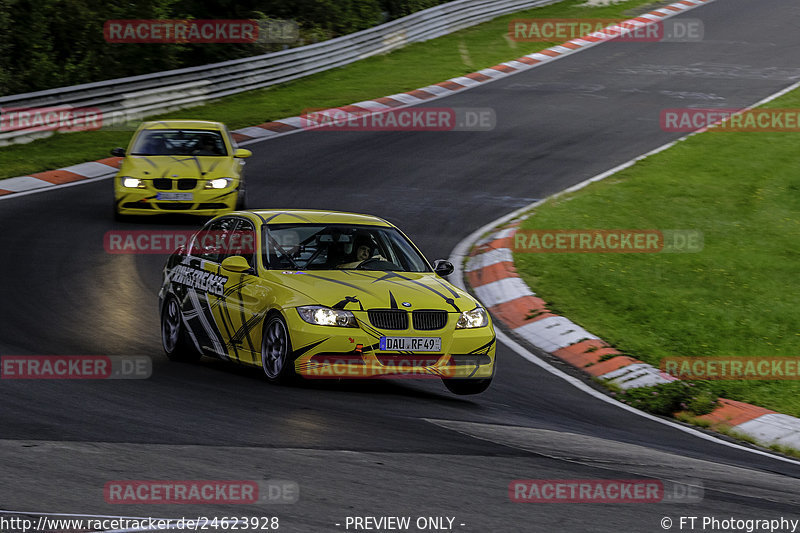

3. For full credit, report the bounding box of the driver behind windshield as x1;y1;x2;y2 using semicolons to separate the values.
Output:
193;135;222;156
337;234;385;269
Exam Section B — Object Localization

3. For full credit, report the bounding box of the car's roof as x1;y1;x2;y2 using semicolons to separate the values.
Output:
240;210;393;227
140;120;223;130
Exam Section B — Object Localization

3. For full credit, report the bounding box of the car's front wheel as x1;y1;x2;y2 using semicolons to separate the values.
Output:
261;314;295;383
443;377;493;395
161;296;202;362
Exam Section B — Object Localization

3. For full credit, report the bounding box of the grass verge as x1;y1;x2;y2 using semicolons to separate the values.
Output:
514;87;800;417
0;0;662;180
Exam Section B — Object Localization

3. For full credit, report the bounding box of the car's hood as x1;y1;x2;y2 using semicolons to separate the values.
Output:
268;270;481;313
119;155;238;179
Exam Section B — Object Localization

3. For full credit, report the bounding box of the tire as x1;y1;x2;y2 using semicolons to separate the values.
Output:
261;314;295;383
161;296;202;362
443;377;493;395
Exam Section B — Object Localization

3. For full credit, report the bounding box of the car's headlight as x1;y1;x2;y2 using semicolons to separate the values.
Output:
297;306;357;327
121;176;145;189
204;177;233;189
456;307;488;329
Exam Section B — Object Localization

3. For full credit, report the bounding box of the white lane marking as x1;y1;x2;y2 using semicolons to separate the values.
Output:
477;68;508;78
0;0;719;201
448;76;482;87
473;277;534;307
500;60;530;70
524;52;555;62
61;161;118;178
494;326;800;467
350;100;392;111
736;414;800;450
234;126;282;139
384;93;424;104
0;176;53;192
273;116;305;129
599;362;676;388
0;173;115;201
417;85;451;96
513;315;598;352
447;79;800;468
472;227;515;248
464;248;513;272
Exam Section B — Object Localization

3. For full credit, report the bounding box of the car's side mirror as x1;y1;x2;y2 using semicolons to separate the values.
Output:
433;259;454;277
221;255;252;273
111;147;126;157
234;148;252;158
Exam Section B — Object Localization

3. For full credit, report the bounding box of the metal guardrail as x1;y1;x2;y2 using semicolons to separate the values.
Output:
0;0;555;145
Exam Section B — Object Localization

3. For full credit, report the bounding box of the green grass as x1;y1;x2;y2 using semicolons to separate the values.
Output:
0;0;661;180
514;88;800;417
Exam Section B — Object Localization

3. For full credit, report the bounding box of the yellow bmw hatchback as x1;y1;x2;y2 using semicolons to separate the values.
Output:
112;120;251;219
158;210;496;395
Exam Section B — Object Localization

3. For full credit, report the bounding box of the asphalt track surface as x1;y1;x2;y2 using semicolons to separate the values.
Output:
2;1;800;531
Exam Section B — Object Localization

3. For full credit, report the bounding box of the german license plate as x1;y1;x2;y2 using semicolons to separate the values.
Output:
157;192;194;201
380;337;441;352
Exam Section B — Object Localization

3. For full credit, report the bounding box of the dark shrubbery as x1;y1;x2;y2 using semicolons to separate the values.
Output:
0;0;453;96
617;380;718;417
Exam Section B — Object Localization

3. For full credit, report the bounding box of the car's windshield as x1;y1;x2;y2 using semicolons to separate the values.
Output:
130;129;228;156
263;224;431;272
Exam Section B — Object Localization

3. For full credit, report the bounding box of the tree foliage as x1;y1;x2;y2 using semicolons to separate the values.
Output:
0;0;452;96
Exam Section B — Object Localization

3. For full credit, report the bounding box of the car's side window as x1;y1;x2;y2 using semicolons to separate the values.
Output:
223;218;257;270
190;217;238;264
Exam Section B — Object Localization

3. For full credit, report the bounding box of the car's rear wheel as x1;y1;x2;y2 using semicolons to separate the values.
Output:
261;314;295;383
443;377;493;395
161;296;202;362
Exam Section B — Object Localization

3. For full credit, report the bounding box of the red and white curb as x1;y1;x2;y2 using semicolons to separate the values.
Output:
458;195;800;451
0;158;122;197
466;221;678;389
0;0;714;200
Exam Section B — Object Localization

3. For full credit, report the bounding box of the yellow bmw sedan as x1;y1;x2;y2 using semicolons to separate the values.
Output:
112;120;251;219
158;210;496;395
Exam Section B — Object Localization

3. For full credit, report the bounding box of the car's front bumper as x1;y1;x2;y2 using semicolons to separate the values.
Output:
284;309;496;380
115;187;238;216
